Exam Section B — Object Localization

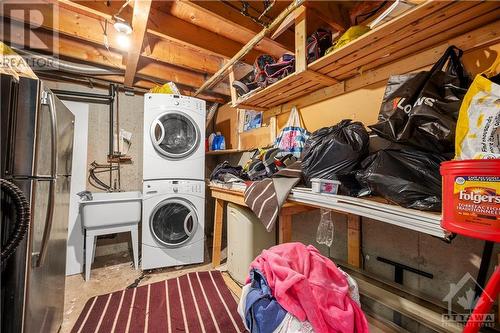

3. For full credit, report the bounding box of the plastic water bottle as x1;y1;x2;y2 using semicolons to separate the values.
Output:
219;135;226;150
208;133;216;151
316;209;334;247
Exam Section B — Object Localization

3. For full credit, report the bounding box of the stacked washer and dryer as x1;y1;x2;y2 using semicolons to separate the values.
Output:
142;94;206;270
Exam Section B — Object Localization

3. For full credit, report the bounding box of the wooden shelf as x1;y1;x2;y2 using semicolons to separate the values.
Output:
209;182;445;238
234;1;499;110
206;149;247;155
234;69;337;110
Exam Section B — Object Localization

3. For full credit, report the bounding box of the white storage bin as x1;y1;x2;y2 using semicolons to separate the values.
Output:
227;203;276;285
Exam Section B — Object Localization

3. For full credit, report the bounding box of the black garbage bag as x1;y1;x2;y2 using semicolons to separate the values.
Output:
356;149;447;211
301;119;369;191
369;46;471;154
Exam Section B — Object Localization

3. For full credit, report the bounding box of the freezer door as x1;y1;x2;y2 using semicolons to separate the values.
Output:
34;88;74;178
52;92;74;177
9;77;40;178
25;175;71;333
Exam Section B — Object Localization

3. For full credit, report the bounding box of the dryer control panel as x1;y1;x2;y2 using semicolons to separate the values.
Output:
145;94;205;113
143;180;204;196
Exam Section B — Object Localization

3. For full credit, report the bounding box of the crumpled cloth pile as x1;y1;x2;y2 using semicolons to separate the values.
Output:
237;243;369;333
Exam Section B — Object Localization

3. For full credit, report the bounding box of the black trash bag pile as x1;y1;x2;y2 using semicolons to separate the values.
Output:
301;119;369;195
356;46;471;211
369;46;470;154
356;149;447;211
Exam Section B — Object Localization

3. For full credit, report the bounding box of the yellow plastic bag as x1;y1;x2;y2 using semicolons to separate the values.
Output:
0;42;37;80
149;82;180;94
455;58;500;160
325;25;371;55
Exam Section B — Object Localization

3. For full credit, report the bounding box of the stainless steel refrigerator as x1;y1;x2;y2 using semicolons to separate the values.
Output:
1;74;74;333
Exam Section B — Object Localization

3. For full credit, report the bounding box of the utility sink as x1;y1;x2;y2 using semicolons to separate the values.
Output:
79;191;142;229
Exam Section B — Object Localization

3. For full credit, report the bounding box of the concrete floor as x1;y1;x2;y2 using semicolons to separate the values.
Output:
62;250;394;333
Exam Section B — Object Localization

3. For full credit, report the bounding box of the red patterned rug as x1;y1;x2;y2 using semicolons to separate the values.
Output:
71;271;246;333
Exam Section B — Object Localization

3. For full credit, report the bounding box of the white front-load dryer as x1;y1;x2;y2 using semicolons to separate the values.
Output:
142;179;205;270
143;94;205;181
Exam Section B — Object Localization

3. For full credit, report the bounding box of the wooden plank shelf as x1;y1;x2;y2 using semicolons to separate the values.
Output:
209;182;446;239
234;69;336;110
206;149;248;155
233;0;500;110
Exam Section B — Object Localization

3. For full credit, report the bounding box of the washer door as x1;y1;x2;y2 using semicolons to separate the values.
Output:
150;111;200;159
150;198;198;247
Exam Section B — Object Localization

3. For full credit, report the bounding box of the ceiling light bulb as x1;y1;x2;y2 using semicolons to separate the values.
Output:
116;33;131;50
113;16;133;35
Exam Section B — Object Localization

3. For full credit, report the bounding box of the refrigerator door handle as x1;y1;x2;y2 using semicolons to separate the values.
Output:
35;91;58;267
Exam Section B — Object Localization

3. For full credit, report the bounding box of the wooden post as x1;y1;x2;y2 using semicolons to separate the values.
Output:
228;64;238;106
211;198;224;267
294;5;307;73
278;214;293;243
347;214;362;268
269;116;277;144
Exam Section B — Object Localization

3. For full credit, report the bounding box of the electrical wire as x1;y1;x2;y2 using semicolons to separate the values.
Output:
115;0;132;18
219;0;269;27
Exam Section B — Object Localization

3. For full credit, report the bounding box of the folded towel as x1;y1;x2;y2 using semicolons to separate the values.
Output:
244;162;302;231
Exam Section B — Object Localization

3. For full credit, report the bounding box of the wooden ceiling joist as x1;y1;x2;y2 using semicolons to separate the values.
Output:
124;0;152;87
168;1;292;58
2;19;230;97
1;1;224;75
63;0;261;64
193;0;295;48
304;2;350;32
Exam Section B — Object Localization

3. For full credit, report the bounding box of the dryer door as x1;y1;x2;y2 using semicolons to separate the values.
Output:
150;198;199;247
150;111;200;160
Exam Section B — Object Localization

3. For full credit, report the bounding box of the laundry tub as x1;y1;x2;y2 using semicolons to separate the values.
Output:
227;203;276;285
80;191;142;280
80;191;142;228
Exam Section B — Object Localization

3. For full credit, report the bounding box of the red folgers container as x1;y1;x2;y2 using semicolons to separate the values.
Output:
440;159;500;242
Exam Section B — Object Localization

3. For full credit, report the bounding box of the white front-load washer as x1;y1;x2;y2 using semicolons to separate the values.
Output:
143;94;205;181
142;179;205;270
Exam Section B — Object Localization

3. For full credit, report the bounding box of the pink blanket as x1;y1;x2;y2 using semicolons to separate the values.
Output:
248;243;369;333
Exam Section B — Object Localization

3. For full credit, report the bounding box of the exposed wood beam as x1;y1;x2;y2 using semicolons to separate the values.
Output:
1;0;224;75
271;11;295;40
195;0;306;96
62;0;261;64
304;2;350;32
294;6;307;73
194;0;295;48
143;36;223;74
124;0;152;87
2;19;230;97
169;1;292;58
